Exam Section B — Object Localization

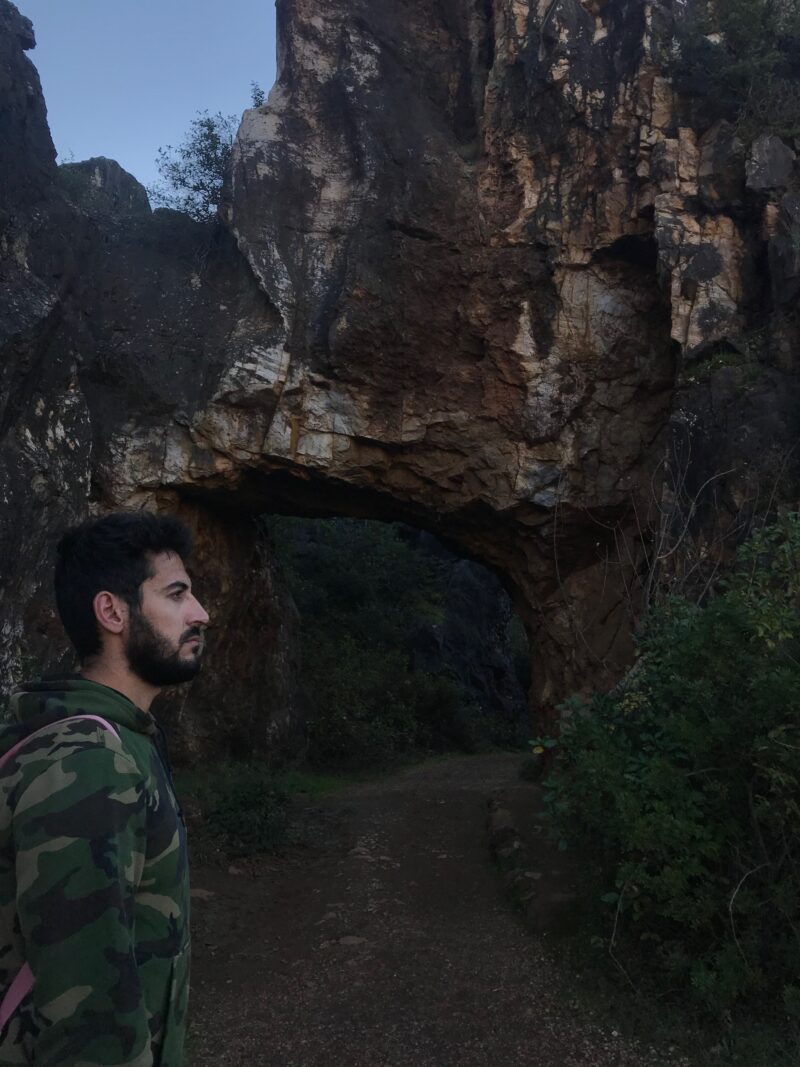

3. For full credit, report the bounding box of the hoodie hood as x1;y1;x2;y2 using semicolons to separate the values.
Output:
1;675;156;757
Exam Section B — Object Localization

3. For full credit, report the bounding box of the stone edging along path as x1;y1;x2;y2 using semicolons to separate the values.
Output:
488;788;543;918
487;786;581;935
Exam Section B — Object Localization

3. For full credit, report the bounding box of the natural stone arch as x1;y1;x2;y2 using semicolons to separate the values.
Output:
99;0;677;745
0;0;683;762
4;0;800;764
118;451;658;762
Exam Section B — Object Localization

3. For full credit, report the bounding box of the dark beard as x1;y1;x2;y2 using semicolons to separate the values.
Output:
126;608;204;687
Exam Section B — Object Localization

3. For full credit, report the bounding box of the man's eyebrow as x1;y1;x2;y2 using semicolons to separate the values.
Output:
162;580;191;594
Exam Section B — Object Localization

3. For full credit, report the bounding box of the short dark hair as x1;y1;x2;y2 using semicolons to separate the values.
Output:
55;512;193;661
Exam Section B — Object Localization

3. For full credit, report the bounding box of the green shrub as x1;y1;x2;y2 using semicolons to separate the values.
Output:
671;0;800;140
301;635;418;770
193;763;292;856
148;110;237;222
543;513;800;1019
300;632;484;771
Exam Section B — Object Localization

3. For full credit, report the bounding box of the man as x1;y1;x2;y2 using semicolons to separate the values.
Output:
0;512;209;1066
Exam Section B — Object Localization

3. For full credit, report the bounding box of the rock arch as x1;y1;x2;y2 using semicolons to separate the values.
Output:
4;0;798;759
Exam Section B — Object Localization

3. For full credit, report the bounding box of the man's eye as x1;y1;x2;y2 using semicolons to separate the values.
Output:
170;591;184;600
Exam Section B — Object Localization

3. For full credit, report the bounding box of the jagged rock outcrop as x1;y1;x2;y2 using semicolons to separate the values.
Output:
0;7;305;759
1;0;799;757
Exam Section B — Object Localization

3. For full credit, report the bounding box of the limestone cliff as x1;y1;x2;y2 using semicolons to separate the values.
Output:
1;0;798;757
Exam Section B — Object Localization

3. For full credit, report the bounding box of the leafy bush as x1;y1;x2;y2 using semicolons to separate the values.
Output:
148;110;237;222
148;85;266;220
176;764;351;858
300;635;419;770
543;513;800;1018
671;0;800;140
192;763;292;856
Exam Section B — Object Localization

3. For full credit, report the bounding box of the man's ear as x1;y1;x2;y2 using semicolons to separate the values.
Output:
92;591;128;637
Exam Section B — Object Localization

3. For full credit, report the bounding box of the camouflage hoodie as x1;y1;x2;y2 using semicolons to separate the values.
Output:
0;678;190;1067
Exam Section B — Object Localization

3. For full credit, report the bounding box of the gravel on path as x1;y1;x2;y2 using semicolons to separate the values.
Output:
186;753;691;1067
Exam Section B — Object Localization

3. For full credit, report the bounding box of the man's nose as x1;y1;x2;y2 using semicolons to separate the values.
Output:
188;596;210;628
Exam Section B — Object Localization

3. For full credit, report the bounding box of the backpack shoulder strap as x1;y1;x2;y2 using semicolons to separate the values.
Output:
0;964;32;1033
0;714;121;772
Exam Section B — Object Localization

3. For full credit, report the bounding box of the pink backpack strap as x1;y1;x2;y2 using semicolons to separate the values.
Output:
0;715;120;770
0;714;120;1032
0;964;32;1033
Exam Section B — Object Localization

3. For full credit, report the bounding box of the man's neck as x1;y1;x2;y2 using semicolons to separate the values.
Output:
80;661;159;713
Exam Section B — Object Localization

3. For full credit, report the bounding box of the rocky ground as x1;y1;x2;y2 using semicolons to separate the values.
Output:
185;754;694;1066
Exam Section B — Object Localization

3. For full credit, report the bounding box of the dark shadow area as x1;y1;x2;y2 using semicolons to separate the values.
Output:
261;515;530;774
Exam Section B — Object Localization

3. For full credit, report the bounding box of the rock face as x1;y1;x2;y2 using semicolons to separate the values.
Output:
0;6;305;760
1;0;799;757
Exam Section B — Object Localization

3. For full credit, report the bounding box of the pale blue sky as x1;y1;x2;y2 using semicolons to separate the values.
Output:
18;0;277;188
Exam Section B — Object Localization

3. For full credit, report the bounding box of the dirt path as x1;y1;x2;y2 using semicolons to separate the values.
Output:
187;754;689;1067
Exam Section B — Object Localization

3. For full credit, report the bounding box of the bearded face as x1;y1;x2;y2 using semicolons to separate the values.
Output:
125;604;205;687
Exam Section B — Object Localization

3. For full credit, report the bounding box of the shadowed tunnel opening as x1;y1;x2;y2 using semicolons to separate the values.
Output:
158;479;533;772
254;514;532;772
149;455;556;771
153;463;635;771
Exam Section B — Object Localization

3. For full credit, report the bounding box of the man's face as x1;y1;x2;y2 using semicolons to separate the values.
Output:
125;550;210;688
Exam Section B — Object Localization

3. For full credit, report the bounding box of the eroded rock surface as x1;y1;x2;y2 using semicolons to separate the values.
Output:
1;0;799;756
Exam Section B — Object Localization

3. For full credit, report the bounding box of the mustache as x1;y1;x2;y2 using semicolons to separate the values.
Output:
180;627;205;644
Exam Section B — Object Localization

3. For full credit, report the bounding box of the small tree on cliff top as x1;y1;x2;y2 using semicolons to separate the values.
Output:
148;84;265;222
148;110;237;222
